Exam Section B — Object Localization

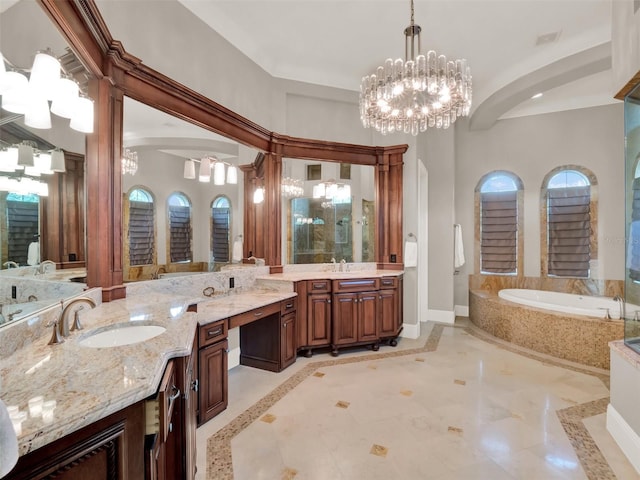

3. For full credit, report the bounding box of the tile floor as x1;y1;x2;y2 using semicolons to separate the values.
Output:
195;320;640;479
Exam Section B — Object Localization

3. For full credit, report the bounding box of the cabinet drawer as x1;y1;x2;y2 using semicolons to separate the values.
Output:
379;277;398;289
281;297;297;315
229;302;280;329
199;319;228;348
307;280;331;293
332;278;378;293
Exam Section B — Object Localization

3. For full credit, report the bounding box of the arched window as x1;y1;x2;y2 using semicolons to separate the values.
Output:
476;171;522;275
544;168;593;278
4;193;39;266
127;188;155;266
168;192;192;263
211;196;231;264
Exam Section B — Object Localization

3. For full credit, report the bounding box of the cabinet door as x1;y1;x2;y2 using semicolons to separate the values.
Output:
358;292;378;342
378;288;398;338
184;345;198;480
281;312;297;370
332;293;358;345
308;293;332;346
198;339;228;425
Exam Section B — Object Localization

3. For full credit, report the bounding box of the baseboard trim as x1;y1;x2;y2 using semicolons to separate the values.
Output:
401;322;420;339
427;309;455;324
454;305;469;317
607;403;640;474
228;347;240;370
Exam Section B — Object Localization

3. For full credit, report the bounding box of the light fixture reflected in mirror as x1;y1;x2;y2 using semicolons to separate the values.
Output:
50;148;66;173
183;159;196;179
213;160;225;185
253;186;265;204
198;156;210;182
121;148;138;176
226;165;238;184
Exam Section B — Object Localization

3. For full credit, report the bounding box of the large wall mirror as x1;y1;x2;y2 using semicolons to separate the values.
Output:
0;0;91;325
281;158;375;264
122;97;252;281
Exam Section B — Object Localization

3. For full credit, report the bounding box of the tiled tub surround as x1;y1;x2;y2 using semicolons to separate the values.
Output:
468;273;624;297
470;289;624;369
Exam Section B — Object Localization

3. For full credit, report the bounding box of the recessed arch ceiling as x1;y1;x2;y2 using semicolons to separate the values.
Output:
178;0;616;127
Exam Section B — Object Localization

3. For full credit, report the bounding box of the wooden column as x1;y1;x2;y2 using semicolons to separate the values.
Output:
375;146;405;270
85;78;125;301
263;153;282;269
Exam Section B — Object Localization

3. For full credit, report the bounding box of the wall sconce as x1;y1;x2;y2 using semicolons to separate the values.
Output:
198;157;211;182
183;159;196;179
253;186;265;204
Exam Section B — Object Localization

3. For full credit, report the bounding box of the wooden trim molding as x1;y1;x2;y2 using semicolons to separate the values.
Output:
38;0;408;299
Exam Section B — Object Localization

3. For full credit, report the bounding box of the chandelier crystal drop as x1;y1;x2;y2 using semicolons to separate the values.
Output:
359;0;472;136
121;148;138;176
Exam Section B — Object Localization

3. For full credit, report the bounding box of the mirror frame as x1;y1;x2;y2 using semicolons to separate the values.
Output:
38;0;407;301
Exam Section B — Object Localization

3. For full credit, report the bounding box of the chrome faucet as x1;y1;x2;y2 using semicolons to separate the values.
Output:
613;295;625;320
339;259;346;272
36;260;56;275
3;261;18;269
48;297;97;345
331;258;337;272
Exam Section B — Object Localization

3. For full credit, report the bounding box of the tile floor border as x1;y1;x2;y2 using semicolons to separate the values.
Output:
206;320;616;480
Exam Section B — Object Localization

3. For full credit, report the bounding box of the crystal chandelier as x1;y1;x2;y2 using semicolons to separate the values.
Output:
121;148;138;176
281;177;304;199
359;0;472;136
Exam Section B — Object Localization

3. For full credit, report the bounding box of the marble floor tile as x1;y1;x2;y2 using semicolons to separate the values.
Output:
197;321;638;480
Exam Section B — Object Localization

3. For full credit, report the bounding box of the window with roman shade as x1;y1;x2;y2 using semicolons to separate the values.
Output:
479;172;520;274
5;193;39;267
168;192;192;263
127;188;155;266
546;170;591;278
211;196;231;264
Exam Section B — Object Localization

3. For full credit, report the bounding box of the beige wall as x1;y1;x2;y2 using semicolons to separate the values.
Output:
612;0;640;96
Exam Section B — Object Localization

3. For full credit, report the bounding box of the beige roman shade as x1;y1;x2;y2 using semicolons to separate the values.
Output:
547;186;590;277
480;191;517;274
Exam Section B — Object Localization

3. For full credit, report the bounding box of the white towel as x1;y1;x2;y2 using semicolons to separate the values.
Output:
27;241;40;266
404;241;417;268
454;224;465;269
232;239;243;263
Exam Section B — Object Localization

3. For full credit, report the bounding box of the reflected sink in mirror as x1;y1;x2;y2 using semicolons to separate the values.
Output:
77;323;166;348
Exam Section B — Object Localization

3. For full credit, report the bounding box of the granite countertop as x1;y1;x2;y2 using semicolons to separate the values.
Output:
0;286;298;457
194;289;297;325
0;292;197;456
258;269;404;283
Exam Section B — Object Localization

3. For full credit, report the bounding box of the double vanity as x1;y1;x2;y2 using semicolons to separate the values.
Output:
0;267;403;479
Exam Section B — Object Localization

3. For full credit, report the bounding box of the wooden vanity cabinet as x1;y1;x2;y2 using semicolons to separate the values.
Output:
378;276;402;343
295;280;332;356
239;299;297;372
331;278;379;355
6;402;145;480
198;336;228;426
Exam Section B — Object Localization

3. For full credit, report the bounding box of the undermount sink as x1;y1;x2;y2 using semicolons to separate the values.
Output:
78;323;166;348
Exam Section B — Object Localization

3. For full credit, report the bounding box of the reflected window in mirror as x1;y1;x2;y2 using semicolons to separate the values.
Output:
2;193;39;267
126;187;155;267
168;192;192;263
630;154;640;284
211;195;231;269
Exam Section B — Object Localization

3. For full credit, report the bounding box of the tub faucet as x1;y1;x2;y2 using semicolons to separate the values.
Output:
613;295;625;320
152;266;167;279
48;297;97;345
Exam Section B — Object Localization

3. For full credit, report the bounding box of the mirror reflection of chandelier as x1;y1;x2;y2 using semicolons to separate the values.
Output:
281;177;303;199
359;0;472;135
121;148;138;176
312;180;351;203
